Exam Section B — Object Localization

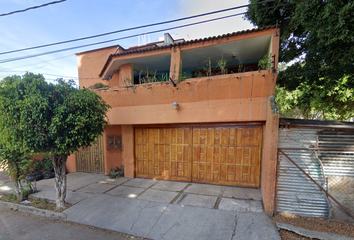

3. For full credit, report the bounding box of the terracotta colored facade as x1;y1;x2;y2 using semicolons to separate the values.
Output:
71;26;280;215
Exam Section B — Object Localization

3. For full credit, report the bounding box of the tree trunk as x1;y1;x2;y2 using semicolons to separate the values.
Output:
52;153;68;211
12;162;23;202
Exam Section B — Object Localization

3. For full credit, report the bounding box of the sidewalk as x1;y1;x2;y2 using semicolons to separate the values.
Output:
1;172;281;240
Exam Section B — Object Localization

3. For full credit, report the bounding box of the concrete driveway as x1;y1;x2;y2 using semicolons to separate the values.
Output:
1;172;280;240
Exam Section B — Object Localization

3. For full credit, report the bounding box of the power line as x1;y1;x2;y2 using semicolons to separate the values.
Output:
0;54;74;71
0;71;77;78
0;0;67;17
0;12;246;64
0;0;277;56
0;0;307;64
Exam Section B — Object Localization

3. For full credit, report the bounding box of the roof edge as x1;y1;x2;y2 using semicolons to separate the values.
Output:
98;25;277;78
76;44;126;55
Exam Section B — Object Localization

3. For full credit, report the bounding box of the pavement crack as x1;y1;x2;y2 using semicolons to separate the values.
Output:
129;206;144;231
159;222;177;240
123;197;142;210
146;204;168;237
144;202;161;209
231;213;238;240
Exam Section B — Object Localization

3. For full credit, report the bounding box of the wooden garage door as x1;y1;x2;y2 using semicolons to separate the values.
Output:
135;125;262;187
135;128;192;181
192;126;262;187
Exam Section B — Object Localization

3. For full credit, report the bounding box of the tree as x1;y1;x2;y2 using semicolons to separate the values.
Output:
0;146;32;202
246;0;354;120
0;74;37;201
276;76;354;120
0;73;110;210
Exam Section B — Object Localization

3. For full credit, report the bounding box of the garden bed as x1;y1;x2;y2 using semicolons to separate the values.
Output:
0;193;68;212
272;213;354;239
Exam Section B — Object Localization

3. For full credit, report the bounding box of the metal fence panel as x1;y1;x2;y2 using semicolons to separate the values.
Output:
277;127;354;222
318;130;354;177
318;129;354;221
277;128;329;218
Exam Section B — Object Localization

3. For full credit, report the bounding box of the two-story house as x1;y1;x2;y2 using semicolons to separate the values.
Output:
68;25;280;214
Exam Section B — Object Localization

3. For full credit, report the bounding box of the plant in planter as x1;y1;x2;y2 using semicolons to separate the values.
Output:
258;54;272;71
216;57;228;75
202;57;212;77
123;77;134;86
91;82;110;90
156;73;169;82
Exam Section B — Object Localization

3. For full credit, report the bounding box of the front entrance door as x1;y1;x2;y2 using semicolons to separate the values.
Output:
75;136;105;174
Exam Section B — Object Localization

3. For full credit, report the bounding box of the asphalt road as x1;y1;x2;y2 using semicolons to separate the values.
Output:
0;207;148;240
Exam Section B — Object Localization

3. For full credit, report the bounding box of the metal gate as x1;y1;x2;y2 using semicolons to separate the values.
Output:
75;136;105;174
277;128;329;218
276;119;354;222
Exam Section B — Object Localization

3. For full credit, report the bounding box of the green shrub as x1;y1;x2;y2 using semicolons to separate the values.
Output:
92;83;109;89
107;165;124;179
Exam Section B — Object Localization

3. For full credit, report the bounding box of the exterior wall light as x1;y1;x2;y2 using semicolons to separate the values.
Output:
172;102;179;110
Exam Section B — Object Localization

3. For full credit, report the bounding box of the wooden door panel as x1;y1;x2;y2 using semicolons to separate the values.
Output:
135;125;262;187
135;128;191;181
192;126;262;187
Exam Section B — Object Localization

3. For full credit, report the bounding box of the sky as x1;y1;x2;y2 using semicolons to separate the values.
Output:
0;0;254;84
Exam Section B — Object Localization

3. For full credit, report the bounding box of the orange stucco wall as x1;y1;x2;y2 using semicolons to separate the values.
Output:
103;125;123;173
169;46;182;81
66;154;76;172
262;96;280;215
98;70;275;125
77;45;123;88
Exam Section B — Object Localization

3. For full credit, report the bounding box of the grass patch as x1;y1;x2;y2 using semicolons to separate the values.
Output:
31;198;56;211
0;194;66;212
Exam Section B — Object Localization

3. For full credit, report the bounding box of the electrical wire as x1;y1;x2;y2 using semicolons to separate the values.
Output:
0;53;74;71
0;71;77;78
0;0;277;56
0;12;246;64
0;0;67;17
0;0;308;64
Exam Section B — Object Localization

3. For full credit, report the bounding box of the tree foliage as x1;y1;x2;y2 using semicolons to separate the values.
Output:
246;0;354;120
0;73;110;209
0;146;33;201
0;74;40;201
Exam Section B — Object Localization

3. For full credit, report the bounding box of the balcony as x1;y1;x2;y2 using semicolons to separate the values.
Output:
92;27;279;125
100;29;275;85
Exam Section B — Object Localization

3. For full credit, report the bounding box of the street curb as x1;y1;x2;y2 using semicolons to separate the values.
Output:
0;200;67;220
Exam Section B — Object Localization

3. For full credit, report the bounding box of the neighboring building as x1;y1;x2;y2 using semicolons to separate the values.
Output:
68;26;280;214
